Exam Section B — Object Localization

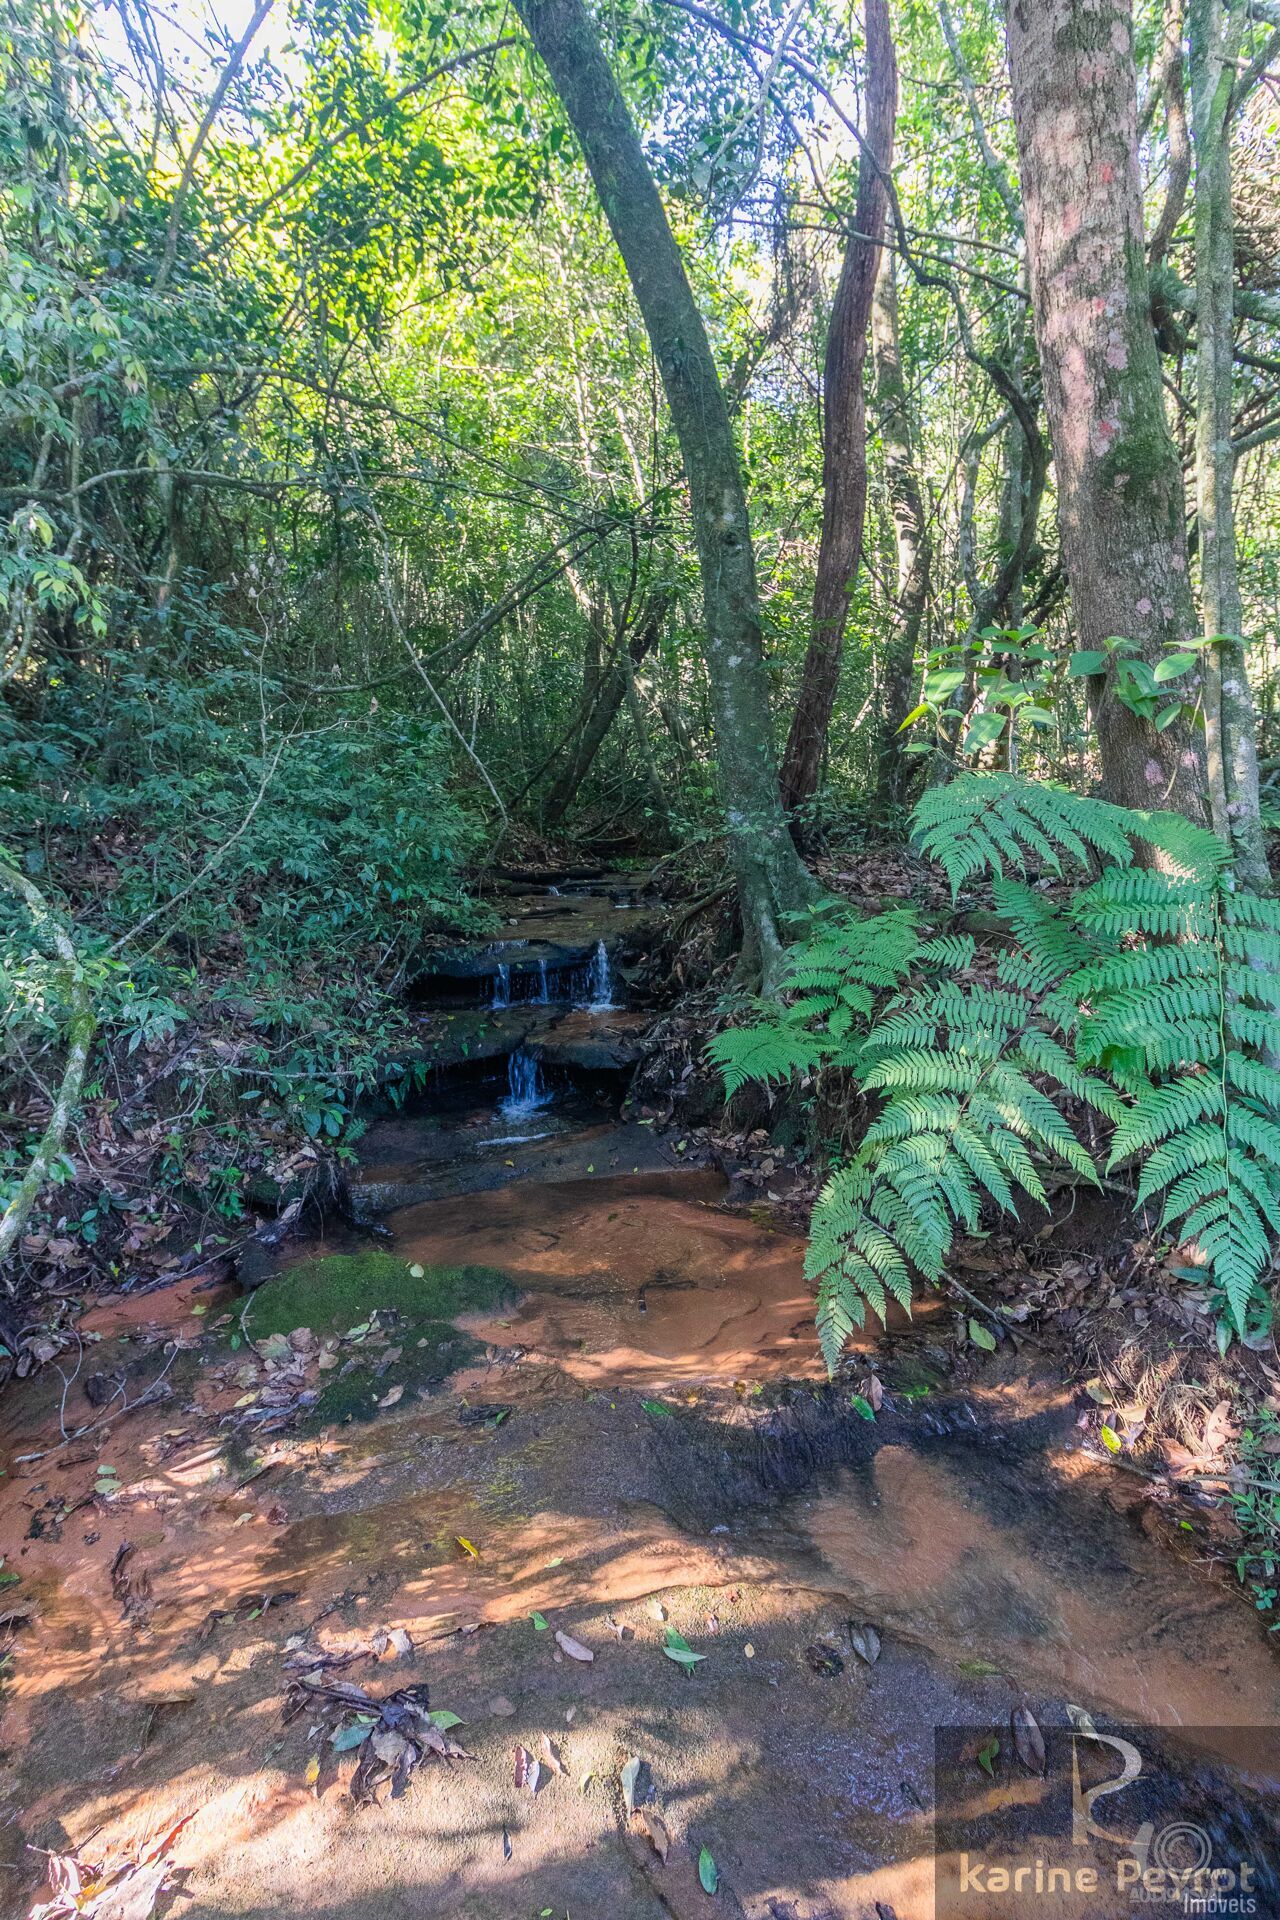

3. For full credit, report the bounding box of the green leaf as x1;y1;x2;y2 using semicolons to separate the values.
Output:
663;1627;707;1669
978;1736;1000;1777
1067;650;1107;676
849;1392;876;1421
1099;1424;1122;1454
330;1717;375;1751
968;1318;997;1353
530;1612;549;1630
428;1709;463;1730
641;1398;673;1419
1153;652;1197;684
962;710;1006;752
698;1847;719;1894
1154;703;1183;731
896;702;929;733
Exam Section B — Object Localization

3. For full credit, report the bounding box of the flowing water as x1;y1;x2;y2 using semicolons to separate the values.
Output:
581;937;615;1011
2;879;1278;1919
500;1046;552;1118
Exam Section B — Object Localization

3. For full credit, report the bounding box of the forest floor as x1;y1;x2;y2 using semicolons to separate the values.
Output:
4;865;1280;1919
4;1142;1280;1912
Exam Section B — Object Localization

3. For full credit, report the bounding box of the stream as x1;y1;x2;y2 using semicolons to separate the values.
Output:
2;873;1279;1919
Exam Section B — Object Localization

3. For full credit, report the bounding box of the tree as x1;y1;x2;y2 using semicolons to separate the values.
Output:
1004;0;1207;822
1189;0;1268;887
779;0;897;823
512;0;816;978
870;250;931;813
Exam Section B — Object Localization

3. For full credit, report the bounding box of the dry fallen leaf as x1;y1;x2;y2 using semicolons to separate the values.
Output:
849;1622;881;1667
540;1733;565;1776
620;1754;645;1815
1012;1704;1046;1775
638;1808;670;1862
305;1754;321;1787
555;1629;593;1663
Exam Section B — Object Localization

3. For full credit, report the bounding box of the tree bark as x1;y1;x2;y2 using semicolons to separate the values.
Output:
1189;0;1268;887
513;0;815;979
1004;0;1207;821
869;250;931;813
779;0;897;819
1148;0;1191;271
544;595;668;826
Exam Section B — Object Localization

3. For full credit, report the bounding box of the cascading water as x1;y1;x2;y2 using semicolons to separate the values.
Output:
491;962;511;1010
501;1046;552;1117
582;939;615;1012
535;959;549;1004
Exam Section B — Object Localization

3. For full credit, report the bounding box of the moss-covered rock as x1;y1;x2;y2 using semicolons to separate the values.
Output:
242;1250;517;1424
244;1248;511;1338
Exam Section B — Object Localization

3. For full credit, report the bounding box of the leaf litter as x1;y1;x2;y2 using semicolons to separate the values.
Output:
282;1673;471;1805
28;1812;195;1920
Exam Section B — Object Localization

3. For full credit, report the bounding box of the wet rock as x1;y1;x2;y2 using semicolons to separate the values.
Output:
238;1241;280;1292
532;1010;651;1073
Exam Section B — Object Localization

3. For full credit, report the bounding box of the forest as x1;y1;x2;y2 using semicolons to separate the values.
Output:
3;0;1280;1914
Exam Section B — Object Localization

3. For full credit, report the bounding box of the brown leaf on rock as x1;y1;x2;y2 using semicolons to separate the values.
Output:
848;1622;881;1667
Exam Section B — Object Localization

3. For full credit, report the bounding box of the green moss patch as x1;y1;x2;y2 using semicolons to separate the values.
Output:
242;1250;517;1424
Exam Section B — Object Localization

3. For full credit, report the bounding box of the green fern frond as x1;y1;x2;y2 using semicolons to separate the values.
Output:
705;1020;824;1097
912;774;1140;895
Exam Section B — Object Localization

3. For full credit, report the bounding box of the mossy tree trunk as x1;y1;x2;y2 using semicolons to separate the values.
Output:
1005;0;1207;822
513;0;816;979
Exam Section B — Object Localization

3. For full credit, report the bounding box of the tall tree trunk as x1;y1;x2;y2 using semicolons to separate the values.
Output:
513;0;815;980
1148;0;1191;272
870;251;931;813
1004;0;1207;821
779;0;897;820
544;596;666;825
545;608;607;824
1189;0;1268;886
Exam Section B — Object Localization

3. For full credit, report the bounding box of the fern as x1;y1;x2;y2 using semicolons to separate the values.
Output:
708;776;1280;1368
1073;875;1280;1334
912;772;1224;896
807;881;1103;1369
705;908;918;1096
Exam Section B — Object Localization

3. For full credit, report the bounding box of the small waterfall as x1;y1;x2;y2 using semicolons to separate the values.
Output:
535;958;549;1004
583;939;615;1012
547;885;560;896
491;962;510;1010
501;1047;552;1116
